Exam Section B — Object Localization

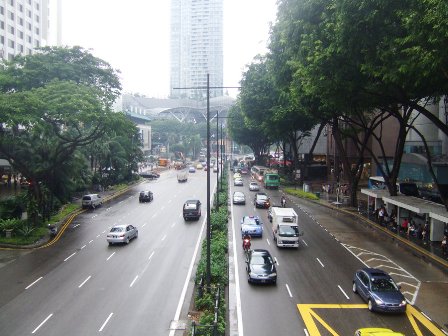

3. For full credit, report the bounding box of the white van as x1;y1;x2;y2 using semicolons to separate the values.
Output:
82;194;103;209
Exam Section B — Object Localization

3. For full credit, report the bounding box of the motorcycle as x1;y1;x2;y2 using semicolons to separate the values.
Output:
281;197;286;208
242;236;251;251
48;224;57;237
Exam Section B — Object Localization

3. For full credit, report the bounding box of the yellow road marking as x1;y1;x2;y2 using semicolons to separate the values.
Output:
297;304;445;336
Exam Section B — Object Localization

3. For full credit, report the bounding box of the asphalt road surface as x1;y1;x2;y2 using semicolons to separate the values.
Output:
229;173;448;336
0;168;215;336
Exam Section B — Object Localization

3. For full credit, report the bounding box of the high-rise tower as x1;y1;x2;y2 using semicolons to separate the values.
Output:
0;0;50;60
170;0;223;99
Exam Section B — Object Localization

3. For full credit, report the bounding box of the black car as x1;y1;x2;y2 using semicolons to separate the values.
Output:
139;190;153;203
246;249;277;284
183;200;202;221
140;171;160;179
254;193;270;209
352;268;407;313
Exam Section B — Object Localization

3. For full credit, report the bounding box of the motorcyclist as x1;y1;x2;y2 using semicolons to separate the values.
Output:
242;234;251;251
281;195;286;208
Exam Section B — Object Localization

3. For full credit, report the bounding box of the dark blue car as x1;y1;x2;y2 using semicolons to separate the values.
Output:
352;268;407;313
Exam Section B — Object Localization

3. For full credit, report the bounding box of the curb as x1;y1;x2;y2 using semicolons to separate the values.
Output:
288;193;448;271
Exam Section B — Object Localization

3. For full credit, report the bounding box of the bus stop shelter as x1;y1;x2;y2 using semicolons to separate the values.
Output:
382;195;448;242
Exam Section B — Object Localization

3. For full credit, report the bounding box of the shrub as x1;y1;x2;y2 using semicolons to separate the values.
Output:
284;187;319;200
0;218;23;232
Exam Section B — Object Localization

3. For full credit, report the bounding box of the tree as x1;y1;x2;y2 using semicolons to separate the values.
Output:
0;47;122;224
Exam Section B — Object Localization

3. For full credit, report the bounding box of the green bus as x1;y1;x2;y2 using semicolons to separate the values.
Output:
263;171;280;189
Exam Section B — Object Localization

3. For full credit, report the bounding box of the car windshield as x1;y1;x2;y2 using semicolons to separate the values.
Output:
243;217;259;226
251;255;273;266
110;227;124;232
257;195;268;201
234;192;244;197
371;278;398;292
278;225;299;236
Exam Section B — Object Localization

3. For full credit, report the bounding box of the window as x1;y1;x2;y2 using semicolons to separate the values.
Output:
27;35;31;43
0;6;4;15
8;39;14;48
0;21;4;29
35;27;39;34
9;0;14;6
19;17;23;25
35;39;39;47
35;14;39;23
27;10;31;18
19;30;23;38
8;25;14;34
19;4;23;12
9;11;14;20
18;44;23;52
27;22;31;30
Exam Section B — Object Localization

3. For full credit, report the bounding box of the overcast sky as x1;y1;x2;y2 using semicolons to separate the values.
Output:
53;0;278;98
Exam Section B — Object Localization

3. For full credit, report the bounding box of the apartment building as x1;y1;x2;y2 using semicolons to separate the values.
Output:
0;0;49;60
170;0;223;99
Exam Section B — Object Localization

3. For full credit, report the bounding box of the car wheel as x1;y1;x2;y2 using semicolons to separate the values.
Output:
352;282;357;294
135;232;138;239
108;242;113;246
368;299;374;311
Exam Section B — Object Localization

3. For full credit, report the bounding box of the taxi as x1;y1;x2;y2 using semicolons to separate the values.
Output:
355;328;404;336
233;172;241;179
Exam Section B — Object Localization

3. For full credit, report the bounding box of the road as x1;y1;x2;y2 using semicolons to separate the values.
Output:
0;168;215;336
230;173;448;336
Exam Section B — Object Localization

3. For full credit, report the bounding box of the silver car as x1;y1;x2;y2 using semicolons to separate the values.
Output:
249;182;260;191
234;178;244;186
107;224;138;245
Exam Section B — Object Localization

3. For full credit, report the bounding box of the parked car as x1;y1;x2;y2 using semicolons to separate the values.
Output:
355;328;404;336
189;166;196;173
246;249;277;284
254;192;270;208
183;199;202;221
139;190;154;203
249;182;260;191
141;171;160;179
241;215;263;237
234;178;243;186
233;191;246;205
107;224;138;245
82;194;103;209
352;268;407;313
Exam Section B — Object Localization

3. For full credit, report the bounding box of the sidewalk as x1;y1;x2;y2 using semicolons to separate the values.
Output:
305;187;448;270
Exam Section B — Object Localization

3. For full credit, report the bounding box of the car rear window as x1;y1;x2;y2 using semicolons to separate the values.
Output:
185;203;197;209
82;196;91;200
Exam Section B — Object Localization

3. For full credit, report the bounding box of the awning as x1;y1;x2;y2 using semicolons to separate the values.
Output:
361;188;390;199
0;159;11;168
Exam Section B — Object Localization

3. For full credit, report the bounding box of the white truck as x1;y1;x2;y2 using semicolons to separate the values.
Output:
271;207;303;248
177;171;188;183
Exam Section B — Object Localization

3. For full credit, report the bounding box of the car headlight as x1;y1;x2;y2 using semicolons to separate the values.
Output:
400;300;407;306
374;297;384;305
269;273;277;277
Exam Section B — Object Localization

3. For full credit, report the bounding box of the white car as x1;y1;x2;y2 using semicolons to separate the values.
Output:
107;224;138;245
249;182;260;191
233;191;246;205
234;178;243;186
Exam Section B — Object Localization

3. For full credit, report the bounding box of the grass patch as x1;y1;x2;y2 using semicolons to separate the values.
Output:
284;187;319;200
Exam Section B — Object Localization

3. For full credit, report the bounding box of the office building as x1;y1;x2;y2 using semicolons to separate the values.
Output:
0;0;50;60
170;0;223;99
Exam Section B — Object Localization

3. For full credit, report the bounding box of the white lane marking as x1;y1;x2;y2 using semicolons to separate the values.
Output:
316;258;325;268
179;213;182;218
169;204;210;336
421;311;432;321
285;284;293;298
73;224;80;228
338;285;350;300
79;276;91;288
151;214;157;218
142;222;147;227
99;312;113;332
160;206;165;211
92;215;97;219
302;239;308;247
266;238;271;246
274;257;279;266
32;313;53;334
89;240;94;244
106;252;115;261
161;234;167;241
102;230;106;234
106;207;111;211
81;244;87;250
148;251;155;261
171;222;176;228
304;329;310;336
130;275;139;288
26;277;43;289
64;252;76;262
